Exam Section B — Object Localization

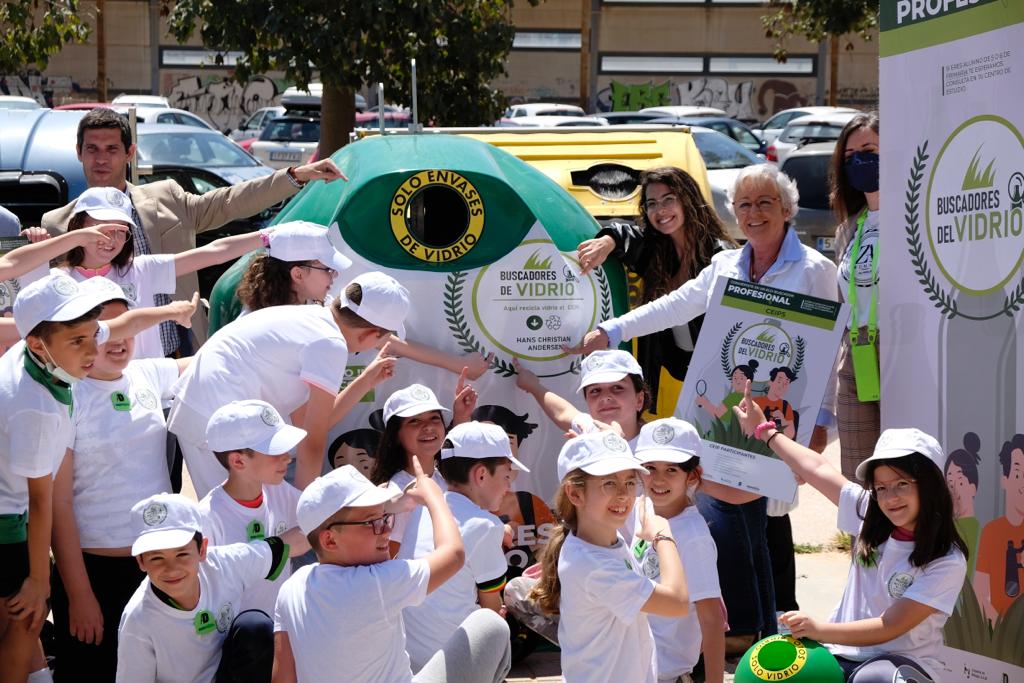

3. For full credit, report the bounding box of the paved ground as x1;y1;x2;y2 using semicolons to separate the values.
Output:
506;437;851;682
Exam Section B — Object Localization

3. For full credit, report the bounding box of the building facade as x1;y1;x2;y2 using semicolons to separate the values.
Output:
1;0;878;128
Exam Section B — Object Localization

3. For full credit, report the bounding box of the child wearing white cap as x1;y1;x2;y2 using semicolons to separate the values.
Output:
529;431;688;683
167;270;411;497
400;421;524;670
48;282;195;681
633;418;725;683
117;492;288;683
274;458;511;682
734;383;967;683
514;350;649;446
0;274;196;683
371;383;466;556
198;400;310;615
47;187;327;360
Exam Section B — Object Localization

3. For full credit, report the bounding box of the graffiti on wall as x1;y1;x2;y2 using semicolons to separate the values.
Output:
597;77;811;119
1;73;76;107
163;74;282;132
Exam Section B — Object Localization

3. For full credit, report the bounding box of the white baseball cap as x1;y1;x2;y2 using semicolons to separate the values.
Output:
440;421;530;472
382;384;450;424
340;271;410;339
13;273;113;338
79;275;135;308
578;350;643;393
855;428;945;482
130;493;203;556
267;220;353;273
635;418;702;464
556;431;646;482
297;465;403;534
206;400;307;455
71;187;137;228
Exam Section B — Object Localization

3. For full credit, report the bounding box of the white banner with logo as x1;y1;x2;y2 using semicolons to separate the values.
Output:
881;1;1024;678
674;278;847;502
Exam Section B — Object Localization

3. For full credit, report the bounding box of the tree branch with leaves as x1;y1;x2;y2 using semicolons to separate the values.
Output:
0;0;91;74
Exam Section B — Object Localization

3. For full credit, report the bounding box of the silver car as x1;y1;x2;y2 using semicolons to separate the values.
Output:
134;123;274;184
779;141;838;256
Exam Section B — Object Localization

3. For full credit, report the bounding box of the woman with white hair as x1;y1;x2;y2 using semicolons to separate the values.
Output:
569;163;838;648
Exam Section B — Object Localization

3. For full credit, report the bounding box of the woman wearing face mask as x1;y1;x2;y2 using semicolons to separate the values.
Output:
832;112;882;481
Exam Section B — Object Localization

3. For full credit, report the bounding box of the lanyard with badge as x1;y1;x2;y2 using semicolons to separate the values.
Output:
847;210;880;402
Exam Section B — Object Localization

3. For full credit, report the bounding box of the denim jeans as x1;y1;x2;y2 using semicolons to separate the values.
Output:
696;493;776;637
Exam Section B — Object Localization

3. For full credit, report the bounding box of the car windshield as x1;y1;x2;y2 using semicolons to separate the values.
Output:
0;99;41;110
782;155;831;210
693;131;760;170
782;123;844;144
260;120;320;142
137;132;259;167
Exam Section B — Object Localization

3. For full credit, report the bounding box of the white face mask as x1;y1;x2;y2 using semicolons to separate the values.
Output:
39;340;82;385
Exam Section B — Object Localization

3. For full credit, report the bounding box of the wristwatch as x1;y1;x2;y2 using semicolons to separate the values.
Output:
285;166;307;188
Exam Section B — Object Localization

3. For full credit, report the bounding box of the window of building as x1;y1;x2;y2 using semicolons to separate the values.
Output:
600;55;703;74
160;49;243;68
708;56;814;74
513;31;582;50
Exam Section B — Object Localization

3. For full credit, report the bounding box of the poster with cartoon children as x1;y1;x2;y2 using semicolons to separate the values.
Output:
974;433;1024;626
678;278;848;502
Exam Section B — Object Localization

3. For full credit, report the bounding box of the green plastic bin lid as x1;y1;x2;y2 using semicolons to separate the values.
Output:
735;635;844;683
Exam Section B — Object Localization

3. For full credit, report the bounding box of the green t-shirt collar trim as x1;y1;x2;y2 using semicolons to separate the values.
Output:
22;347;73;415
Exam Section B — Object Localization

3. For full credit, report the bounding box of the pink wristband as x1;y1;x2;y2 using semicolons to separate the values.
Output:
754;421;776;440
259;230;271;248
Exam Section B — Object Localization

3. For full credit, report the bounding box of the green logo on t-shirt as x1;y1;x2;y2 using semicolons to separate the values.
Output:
247;519;266;541
194;610;216;635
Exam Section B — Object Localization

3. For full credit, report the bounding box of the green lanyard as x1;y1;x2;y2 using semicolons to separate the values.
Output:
847;210;878;344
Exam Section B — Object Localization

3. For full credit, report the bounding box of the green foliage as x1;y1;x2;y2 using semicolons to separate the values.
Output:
944;579;1024;666
162;0;536;128
761;0;879;62
701;414;777;459
793;542;823;554
0;0;91;73
831;530;852;552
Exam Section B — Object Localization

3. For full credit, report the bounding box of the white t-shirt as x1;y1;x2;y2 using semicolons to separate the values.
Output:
558;532;657;683
389;469;447;549
401;491;507;668
0;341;76;515
274;559;430;683
63;256;177;360
116;542;275;683
826;482;966;679
633;505;722;678
72;358;178;548
838;210;880;330
167;305;349;446
198;482;301;614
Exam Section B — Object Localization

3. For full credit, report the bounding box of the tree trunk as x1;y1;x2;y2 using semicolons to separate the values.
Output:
320;83;355;160
97;0;107;101
828;35;839;106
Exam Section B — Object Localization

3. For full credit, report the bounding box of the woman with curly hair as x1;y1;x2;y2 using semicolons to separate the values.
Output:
575;167;736;414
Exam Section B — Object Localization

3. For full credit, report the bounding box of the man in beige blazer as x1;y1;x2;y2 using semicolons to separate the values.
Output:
42;108;345;348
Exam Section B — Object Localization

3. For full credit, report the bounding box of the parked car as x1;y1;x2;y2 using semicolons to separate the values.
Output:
354;111;412;129
688;126;765;241
503;103;585;119
0;96;42;110
779;141;837;255
54;102;218;131
248;115;320;169
638;105;727;118
498;115;609;128
111;93;170;108
280;83;366;111
647;116;766;155
229;106;287;142
596;111;665;126
767;111;858;165
753;106;858;145
134;123;273;184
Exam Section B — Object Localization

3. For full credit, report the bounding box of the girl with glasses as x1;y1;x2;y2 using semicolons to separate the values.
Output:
733;383;967;683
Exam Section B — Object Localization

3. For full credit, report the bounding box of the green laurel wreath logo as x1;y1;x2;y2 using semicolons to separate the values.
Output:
719;323;805;378
443;267;612;378
905;141;1024;320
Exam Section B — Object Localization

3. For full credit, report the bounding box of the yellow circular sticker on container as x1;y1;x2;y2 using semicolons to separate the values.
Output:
390;170;484;263
747;635;808;680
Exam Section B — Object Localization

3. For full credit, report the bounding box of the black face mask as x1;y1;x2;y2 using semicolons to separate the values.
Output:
845;151;880;194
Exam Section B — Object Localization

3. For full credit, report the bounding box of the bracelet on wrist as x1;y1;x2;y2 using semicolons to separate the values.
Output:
652;532;676;547
766;430;782;449
258;230;272;249
285;166;307;188
754;421;775;440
